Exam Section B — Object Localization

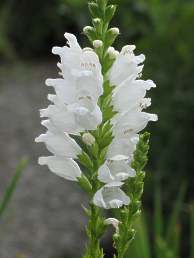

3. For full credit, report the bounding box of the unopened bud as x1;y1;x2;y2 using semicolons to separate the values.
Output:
105;218;120;233
93;18;101;24
109;27;120;35
107;47;119;59
83;26;94;34
93;40;103;48
82;133;95;146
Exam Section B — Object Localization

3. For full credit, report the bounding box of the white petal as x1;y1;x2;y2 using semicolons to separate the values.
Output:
107;135;139;160
98;158;135;184
40;104;83;134
109;45;145;86
38;156;82;181
35;132;81;158
45;78;76;104
75;71;103;101
93;184;130;209
73;102;102;131
113;111;158;135
64;33;82;51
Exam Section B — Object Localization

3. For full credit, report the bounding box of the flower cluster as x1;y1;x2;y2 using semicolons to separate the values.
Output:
35;33;103;181
93;45;158;209
35;1;158;256
36;33;157;211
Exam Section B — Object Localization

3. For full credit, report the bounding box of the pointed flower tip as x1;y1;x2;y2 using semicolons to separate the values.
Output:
147;80;156;88
52;46;62;55
38;157;47;165
150;113;158;122
35;135;41;143
45;79;53;86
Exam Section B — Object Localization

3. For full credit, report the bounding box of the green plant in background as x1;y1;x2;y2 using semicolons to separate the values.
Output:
125;183;194;258
0;159;28;218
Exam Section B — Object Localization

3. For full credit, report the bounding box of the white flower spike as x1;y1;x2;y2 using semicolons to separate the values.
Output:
93;182;130;209
36;33;103;181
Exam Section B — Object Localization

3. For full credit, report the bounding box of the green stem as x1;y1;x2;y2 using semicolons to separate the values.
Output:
82;1;119;257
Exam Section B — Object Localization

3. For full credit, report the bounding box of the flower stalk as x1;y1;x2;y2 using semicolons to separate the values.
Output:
114;133;150;258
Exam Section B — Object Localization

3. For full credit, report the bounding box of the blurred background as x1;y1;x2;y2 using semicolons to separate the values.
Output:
0;0;194;257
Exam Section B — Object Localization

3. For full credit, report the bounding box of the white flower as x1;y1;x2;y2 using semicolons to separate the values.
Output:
109;45;145;86
93;43;158;211
35;131;81;158
52;33;103;89
112;77;156;113
106;134;139;160
40;97;102;134
38;156;82;181
112;111;158;136
36;33;103;182
98;157;135;184
93;182;130;209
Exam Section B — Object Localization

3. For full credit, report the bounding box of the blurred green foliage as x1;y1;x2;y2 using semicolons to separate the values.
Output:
126;183;194;258
0;159;28;217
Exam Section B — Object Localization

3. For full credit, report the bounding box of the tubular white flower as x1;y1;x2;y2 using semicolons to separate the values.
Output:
98;157;135;184
52;33;103;87
38;156;82;181
112;78;156;113
35;131;81;158
94;43;158;209
112;111;158;136
106;134;139;160
36;33;103;182
93;182;130;209
109;45;145;86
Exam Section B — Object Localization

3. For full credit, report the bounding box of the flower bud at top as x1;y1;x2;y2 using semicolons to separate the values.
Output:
107;47;119;59
83;26;94;33
93;40;103;48
82;133;95;146
93;18;101;24
109;27;120;35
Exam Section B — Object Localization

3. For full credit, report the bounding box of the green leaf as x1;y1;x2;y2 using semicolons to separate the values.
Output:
78;175;93;195
154;185;163;239
88;2;101;18
78;152;94;170
166;182;186;250
0;158;28;217
105;5;117;23
127;214;151;258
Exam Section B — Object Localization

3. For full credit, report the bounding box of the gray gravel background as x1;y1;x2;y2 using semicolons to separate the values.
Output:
0;61;88;258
